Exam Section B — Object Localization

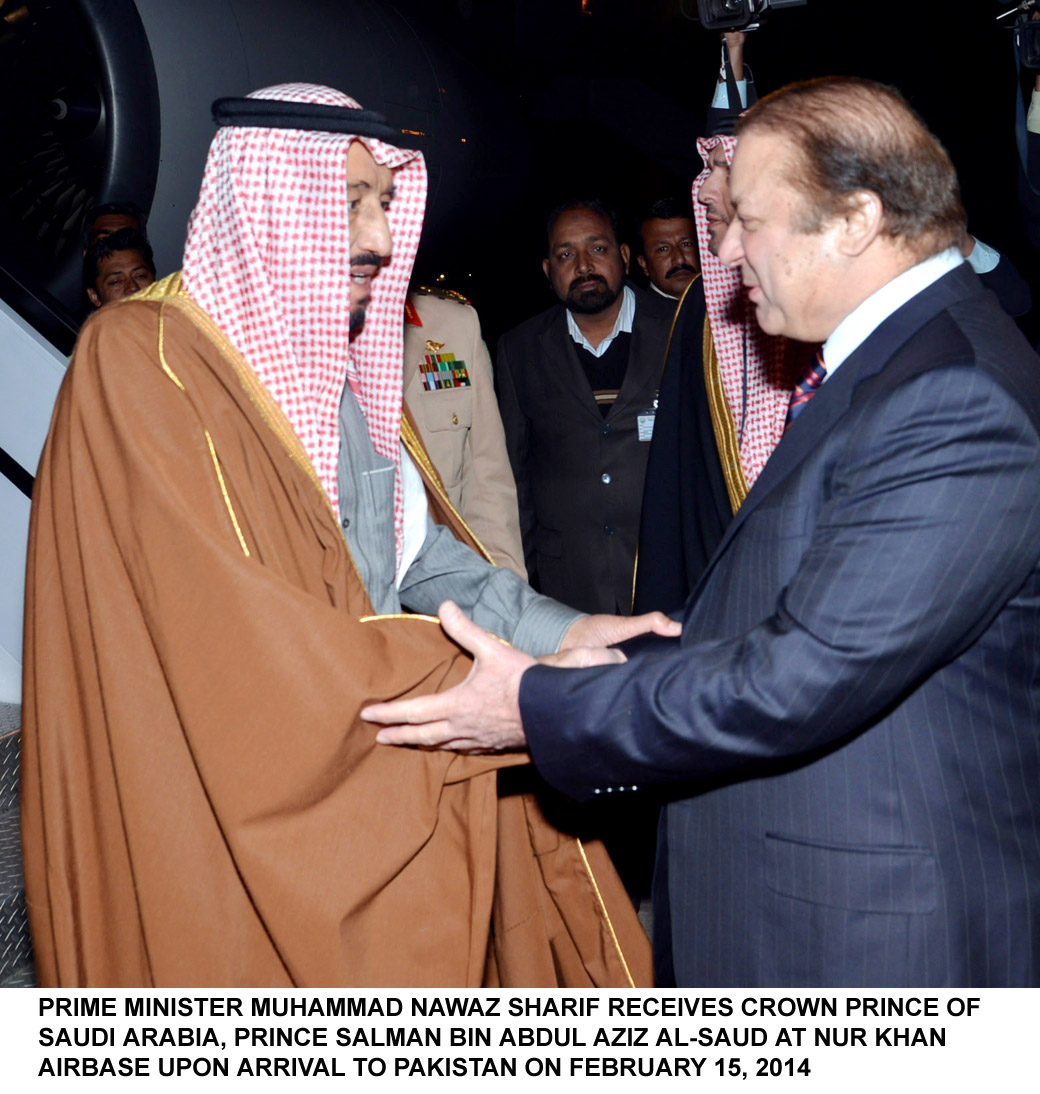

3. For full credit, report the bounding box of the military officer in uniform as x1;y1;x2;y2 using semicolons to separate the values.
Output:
403;287;526;577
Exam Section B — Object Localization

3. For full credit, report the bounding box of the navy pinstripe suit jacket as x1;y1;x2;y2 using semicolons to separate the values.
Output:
521;264;1040;987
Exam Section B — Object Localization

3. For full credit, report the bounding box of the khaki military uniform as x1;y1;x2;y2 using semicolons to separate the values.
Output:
403;289;526;578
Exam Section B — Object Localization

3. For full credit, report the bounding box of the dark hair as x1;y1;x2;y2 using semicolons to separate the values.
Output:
83;227;156;293
545;198;621;255
634;196;695;254
737;76;966;258
82;201;148;247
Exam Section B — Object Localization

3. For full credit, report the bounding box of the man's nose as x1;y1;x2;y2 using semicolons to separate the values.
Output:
355;205;393;260
717;219;742;267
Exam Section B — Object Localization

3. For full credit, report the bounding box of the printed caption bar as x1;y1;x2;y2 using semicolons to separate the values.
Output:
1;989;1034;1090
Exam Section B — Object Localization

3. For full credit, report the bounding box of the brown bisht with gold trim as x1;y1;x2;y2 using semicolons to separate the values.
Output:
20;279;650;988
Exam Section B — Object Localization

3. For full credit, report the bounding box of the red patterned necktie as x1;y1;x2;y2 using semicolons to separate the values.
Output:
785;350;827;430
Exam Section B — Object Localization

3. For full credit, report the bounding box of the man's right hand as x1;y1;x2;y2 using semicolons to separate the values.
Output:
723;30;746;82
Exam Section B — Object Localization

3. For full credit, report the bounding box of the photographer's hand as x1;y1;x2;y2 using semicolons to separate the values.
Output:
723;30;746;82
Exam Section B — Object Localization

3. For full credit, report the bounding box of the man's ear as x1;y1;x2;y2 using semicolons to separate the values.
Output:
620;241;631;273
837;190;884;256
542;257;551;281
636;254;649;278
86;287;101;309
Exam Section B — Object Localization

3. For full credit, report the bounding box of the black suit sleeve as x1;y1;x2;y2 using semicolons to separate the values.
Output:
978;255;1032;319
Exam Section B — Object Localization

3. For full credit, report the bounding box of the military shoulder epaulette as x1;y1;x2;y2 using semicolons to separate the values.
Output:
414;284;472;306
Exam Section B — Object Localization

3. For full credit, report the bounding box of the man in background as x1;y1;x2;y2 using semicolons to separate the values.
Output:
403;285;525;576
82;200;148;248
632;131;799;615
83;227;155;308
496;199;671;614
634;197;699;301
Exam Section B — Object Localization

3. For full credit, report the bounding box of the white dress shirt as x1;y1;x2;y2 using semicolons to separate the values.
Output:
821;247;964;380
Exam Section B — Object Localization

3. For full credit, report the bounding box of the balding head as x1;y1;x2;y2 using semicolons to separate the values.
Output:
736;77;966;262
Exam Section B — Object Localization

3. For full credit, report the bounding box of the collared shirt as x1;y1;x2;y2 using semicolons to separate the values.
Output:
566;284;635;358
821;248;964;380
965;237;1000;274
398;443;427;583
1028;87;1040;135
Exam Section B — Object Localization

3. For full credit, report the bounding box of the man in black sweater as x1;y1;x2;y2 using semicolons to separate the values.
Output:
496;200;672;615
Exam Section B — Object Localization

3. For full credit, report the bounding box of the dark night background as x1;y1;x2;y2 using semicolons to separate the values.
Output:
384;0;1037;347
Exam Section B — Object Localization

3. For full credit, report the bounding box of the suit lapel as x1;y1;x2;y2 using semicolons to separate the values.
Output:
688;264;983;602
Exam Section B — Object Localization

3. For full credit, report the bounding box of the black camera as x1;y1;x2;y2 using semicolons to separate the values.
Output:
696;0;808;32
997;1;1040;68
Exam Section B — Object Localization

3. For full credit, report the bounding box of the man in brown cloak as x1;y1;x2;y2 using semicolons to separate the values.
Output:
20;83;665;988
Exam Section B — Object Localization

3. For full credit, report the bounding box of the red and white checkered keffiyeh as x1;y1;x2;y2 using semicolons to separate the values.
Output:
182;83;426;559
693;134;796;487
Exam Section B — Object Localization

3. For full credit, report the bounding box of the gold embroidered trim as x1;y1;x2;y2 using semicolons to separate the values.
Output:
166;285;337;525
157;302;251;558
576;838;635;988
134;270;185;302
703;317;748;516
401;415;494;565
359;613;440;624
660;273;700;381
629;275;704;608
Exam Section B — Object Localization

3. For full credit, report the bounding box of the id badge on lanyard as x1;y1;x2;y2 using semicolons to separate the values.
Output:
637;394;659;442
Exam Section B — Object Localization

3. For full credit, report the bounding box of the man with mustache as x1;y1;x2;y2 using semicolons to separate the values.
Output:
21;86;666;987
635;197;699;301
496;199;672;615
633;131;802;615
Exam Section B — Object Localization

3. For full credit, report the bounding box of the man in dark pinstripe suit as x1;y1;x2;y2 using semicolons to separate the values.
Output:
367;77;1040;988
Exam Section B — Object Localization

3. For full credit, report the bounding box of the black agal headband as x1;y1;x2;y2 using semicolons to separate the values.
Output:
212;97;400;141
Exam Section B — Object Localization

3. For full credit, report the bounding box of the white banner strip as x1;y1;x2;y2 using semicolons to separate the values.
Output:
1;988;1034;1091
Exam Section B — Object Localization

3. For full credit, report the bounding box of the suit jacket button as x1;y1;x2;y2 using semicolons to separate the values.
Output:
602;422;612;435
601;472;612;484
604;525;614;535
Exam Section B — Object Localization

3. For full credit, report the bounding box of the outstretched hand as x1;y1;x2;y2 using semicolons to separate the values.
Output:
559;610;680;651
364;603;670;753
363;601;532;752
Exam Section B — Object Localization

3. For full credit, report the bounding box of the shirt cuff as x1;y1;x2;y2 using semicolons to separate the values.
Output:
511;599;585;658
1029;89;1040;136
966;237;1000;274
